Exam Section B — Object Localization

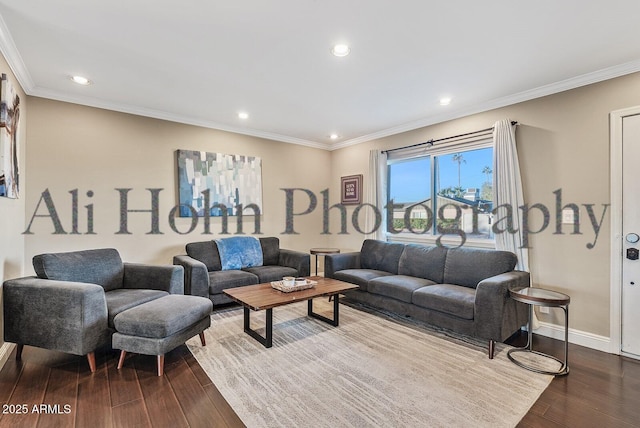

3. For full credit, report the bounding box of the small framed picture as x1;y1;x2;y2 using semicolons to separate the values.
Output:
341;174;362;205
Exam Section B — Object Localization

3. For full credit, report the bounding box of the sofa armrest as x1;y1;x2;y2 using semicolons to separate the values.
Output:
123;263;184;294
173;255;209;298
474;270;530;341
3;277;110;355
324;252;361;278
278;249;311;276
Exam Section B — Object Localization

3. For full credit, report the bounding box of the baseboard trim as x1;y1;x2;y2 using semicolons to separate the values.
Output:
0;342;15;371
534;321;612;353
0;327;615;369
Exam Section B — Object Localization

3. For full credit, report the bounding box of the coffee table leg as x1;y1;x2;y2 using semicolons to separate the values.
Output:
266;309;273;347
308;295;340;326
243;307;273;348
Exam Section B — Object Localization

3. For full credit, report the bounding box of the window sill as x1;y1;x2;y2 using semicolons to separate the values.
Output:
385;232;496;249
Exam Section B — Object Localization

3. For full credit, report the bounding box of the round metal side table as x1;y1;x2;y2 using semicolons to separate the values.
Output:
507;287;570;376
309;248;340;276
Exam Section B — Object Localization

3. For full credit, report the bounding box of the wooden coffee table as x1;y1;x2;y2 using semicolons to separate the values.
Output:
223;276;358;348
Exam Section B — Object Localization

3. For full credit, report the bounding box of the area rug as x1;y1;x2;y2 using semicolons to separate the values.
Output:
187;300;554;427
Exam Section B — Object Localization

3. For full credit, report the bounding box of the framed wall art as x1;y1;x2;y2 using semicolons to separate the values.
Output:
0;73;20;199
341;174;362;205
176;150;263;217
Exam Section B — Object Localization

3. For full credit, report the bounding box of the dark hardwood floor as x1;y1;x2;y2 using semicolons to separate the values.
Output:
508;333;640;428
0;344;244;428
1;332;639;427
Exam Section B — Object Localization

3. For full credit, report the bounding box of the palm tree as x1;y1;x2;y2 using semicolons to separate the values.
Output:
481;166;493;201
482;166;492;183
452;153;466;187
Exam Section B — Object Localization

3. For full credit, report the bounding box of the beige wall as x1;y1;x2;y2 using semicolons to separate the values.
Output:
329;72;640;338
24;98;332;266
0;53;27;361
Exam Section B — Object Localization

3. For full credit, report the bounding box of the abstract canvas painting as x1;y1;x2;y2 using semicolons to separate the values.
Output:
177;150;262;217
0;73;20;199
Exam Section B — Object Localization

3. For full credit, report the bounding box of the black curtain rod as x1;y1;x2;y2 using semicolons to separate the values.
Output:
383;120;518;154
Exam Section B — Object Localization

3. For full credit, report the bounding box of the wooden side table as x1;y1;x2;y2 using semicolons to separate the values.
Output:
309;248;340;276
507;287;570;376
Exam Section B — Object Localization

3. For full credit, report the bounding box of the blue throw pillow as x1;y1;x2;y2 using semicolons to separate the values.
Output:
215;236;264;270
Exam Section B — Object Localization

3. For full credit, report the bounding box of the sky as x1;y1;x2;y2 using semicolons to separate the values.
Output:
388;147;493;203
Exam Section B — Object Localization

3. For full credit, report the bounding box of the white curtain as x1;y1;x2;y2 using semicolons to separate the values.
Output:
493;119;538;328
364;149;387;240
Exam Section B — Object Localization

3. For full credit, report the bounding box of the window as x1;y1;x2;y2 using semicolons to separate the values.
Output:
386;140;494;245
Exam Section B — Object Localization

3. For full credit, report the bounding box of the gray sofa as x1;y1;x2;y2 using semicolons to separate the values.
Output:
3;248;184;372
173;237;310;305
325;239;530;358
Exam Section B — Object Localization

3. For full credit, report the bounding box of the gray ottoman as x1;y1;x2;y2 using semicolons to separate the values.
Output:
113;294;213;376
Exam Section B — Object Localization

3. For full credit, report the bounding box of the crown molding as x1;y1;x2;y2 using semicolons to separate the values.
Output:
0;12;329;150
0;13;34;92
28;55;640;152
31;86;331;150
329;59;640;151
2;5;639;153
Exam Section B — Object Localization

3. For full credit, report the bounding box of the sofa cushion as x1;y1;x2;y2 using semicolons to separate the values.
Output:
368;275;436;303
113;295;212;338
215;236;263;270
105;289;169;327
243;265;298;283
443;248;517;288
186;240;222;272
412;284;476;320
33;248;124;292
360;240;405;274
398;244;447;283
208;270;258;295
332;269;393;291
259;237;280;265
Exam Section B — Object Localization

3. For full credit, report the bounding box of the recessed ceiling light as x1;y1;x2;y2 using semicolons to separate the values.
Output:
330;134;340;140
238;112;249;120
439;97;451;106
71;75;91;85
331;44;350;57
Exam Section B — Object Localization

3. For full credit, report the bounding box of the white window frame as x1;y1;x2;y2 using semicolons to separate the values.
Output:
385;136;495;249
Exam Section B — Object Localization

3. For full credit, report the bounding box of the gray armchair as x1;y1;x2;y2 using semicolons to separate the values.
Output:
3;248;184;372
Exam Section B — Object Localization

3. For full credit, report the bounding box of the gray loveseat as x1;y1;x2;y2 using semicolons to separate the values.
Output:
325;239;530;358
173;237;310;305
3;248;184;372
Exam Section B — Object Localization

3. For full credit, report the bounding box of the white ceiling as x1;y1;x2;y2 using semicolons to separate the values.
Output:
1;1;640;150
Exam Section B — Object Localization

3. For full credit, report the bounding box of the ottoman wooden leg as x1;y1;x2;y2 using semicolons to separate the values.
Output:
117;351;127;370
157;355;165;377
15;344;23;360
199;332;206;346
87;352;97;372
